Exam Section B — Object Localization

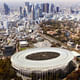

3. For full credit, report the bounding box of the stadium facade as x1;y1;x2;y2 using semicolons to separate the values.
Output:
11;48;76;80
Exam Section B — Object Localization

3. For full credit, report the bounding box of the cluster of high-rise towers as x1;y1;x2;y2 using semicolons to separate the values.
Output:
3;2;80;21
4;3;10;15
19;2;60;20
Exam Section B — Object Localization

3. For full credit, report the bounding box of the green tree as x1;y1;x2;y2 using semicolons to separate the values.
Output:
0;58;22;80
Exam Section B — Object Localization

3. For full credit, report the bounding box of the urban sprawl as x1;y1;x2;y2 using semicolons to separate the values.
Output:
0;1;80;80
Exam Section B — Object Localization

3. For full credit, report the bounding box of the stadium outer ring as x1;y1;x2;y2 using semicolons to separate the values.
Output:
11;48;74;74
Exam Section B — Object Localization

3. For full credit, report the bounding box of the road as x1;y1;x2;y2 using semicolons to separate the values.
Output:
40;33;68;48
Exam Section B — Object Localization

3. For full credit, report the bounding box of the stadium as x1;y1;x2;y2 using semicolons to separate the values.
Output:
11;48;76;80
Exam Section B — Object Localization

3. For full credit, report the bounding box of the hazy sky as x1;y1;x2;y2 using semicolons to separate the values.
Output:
0;0;80;3
0;0;80;8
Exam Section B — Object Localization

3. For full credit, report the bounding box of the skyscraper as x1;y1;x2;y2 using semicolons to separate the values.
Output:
20;6;23;15
32;5;35;20
25;2;29;13
50;4;54;13
39;9;43;18
23;8;27;17
30;4;35;20
25;2;29;6
25;2;32;14
28;5;32;13
41;4;44;12
43;3;49;13
4;3;10;15
71;8;75;14
20;6;23;18
56;7;60;13
35;4;40;19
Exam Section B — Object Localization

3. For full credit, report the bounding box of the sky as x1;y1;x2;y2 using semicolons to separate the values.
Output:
0;0;80;3
0;0;80;8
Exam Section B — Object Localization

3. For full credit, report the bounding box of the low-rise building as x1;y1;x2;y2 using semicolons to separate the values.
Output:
19;40;29;48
